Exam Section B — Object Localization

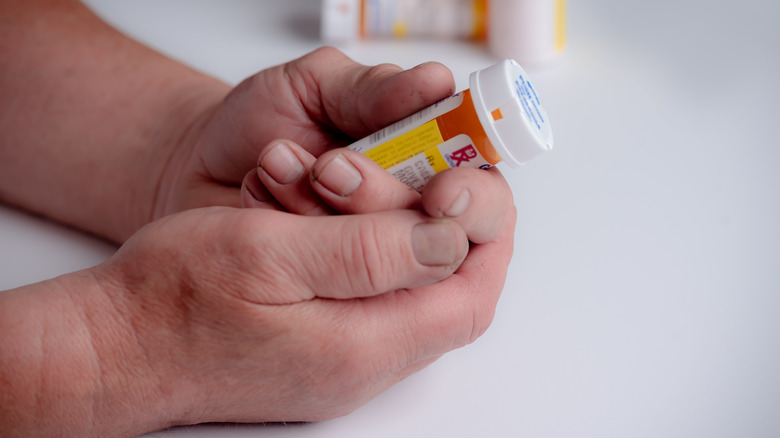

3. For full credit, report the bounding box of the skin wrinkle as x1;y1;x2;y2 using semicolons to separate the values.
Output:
349;215;384;296
0;292;44;430
286;53;358;154
53;283;103;432
191;104;237;185
275;67;311;124
219;213;315;305
284;56;327;127
367;290;418;370
317;334;379;410
308;219;351;299
305;49;366;132
35;315;49;430
460;245;507;345
154;99;218;222
391;288;447;360
29;311;45;432
249;69;325;161
91;266;180;427
353;63;404;133
368;293;448;391
298;197;332;216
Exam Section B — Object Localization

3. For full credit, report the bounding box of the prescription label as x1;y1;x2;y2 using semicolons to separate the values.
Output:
362;119;445;169
348;93;465;155
348;90;496;191
384;134;489;191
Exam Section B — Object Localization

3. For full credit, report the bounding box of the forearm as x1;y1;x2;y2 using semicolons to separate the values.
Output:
0;270;174;437
0;0;229;242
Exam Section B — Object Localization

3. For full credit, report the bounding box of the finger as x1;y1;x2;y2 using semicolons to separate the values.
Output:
420;166;516;244
240;169;281;210
195;48;455;186
236;209;469;303
253;140;331;215
357;204;516;366
292;47;456;139
309;148;420;214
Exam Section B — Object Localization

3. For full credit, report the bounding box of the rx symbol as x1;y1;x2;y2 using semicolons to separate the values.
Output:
449;145;478;167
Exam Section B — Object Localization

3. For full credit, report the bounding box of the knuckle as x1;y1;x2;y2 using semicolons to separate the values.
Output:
443;276;501;347
307;45;346;62
221;212;314;303
362;62;403;81
469;298;498;344
343;216;399;295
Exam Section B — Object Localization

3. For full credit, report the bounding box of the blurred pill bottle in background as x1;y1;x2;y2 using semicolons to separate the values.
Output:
489;0;566;66
321;0;488;41
321;0;566;66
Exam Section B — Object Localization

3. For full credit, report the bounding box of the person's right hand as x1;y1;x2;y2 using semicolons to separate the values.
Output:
84;189;513;431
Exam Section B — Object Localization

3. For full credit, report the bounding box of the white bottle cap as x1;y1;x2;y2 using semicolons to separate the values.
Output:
469;59;553;167
321;0;360;42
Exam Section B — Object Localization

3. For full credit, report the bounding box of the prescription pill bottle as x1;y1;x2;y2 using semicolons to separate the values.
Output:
321;0;488;41
347;59;553;191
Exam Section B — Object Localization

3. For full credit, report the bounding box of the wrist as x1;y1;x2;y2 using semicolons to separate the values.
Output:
121;81;228;241
0;268;179;436
91;254;208;429
0;0;231;243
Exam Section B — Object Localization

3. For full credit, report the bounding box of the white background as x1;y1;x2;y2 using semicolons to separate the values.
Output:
2;1;779;437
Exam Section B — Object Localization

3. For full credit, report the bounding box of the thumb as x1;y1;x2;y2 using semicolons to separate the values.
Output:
295;47;456;137
251;210;469;302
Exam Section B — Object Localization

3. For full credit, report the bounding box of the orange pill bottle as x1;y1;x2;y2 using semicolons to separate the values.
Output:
347;59;554;190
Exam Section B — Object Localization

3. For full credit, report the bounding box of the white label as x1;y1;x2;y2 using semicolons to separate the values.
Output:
386;153;434;192
438;134;491;169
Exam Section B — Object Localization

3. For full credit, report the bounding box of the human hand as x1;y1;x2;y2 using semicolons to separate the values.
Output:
152;47;455;221
1;87;515;436
89;193;512;428
87;123;516;430
216;137;516;421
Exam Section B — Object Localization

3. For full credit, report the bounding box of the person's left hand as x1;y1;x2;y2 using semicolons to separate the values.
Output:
153;47;455;219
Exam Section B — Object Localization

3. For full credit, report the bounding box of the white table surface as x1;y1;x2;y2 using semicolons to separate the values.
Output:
2;1;779;437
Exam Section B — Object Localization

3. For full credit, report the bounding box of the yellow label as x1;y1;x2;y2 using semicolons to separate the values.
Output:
425;146;449;173
363;119;444;169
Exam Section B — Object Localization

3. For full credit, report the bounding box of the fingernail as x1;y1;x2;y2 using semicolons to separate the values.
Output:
414;61;436;68
242;171;271;207
444;189;470;217
412;221;465;266
313;154;362;196
260;142;304;185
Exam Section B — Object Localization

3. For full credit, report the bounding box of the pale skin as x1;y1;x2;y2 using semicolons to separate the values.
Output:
0;1;517;437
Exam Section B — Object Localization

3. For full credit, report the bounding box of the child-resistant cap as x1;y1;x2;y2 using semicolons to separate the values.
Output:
469;59;553;167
